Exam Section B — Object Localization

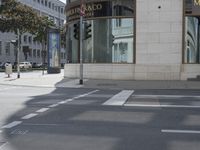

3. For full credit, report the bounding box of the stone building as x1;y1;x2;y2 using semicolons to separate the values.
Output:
64;0;200;80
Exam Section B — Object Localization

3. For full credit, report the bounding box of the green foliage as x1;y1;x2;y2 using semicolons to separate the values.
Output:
34;16;54;43
0;0;55;36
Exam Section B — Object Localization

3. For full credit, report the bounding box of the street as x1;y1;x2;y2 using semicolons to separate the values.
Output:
0;84;200;150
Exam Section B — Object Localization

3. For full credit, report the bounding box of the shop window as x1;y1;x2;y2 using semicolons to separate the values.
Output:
184;16;200;63
67;18;134;63
116;18;122;27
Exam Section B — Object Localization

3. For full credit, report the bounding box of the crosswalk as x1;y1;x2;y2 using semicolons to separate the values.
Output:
1;84;200;108
66;90;200;108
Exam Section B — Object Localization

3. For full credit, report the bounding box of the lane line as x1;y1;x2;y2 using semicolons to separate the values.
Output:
0;130;2;133
133;94;200;98
36;108;49;113
48;104;59;108
58;101;67;104
103;90;134;106
162;129;200;134
73;90;99;99
23;123;61;126
0;142;8;149
64;98;73;102
124;104;200;108
21;113;38;119
1;121;22;129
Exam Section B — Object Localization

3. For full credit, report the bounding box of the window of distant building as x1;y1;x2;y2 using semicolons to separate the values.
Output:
61;8;64;14
41;0;44;5
52;3;54;10
45;0;47;6
29;49;32;57
29;36;32;44
37;0;40;3
33;49;36;57
5;42;10;56
37;50;40;58
48;2;51;8
24;35;27;43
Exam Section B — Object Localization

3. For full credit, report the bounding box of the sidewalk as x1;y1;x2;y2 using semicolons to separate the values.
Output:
0;70;200;89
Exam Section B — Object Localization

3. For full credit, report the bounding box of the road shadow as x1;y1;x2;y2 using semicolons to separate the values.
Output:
1;88;200;150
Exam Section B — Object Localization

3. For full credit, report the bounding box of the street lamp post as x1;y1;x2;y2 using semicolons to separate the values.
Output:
17;29;20;78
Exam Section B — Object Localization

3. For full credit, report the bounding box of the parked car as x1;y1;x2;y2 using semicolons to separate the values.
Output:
0;62;12;69
19;62;32;69
32;62;43;68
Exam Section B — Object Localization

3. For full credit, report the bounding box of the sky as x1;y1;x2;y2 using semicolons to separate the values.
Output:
60;0;66;4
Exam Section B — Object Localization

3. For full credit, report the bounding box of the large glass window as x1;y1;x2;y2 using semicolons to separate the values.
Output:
67;18;134;63
184;16;200;63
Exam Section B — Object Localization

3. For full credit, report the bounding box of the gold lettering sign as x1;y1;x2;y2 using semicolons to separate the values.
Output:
66;3;103;17
194;0;200;6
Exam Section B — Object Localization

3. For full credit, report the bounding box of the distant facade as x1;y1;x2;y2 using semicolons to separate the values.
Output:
0;0;66;66
64;0;200;80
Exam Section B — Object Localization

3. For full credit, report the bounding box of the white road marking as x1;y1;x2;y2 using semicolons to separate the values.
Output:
21;113;38;119
103;90;134;106
48;104;59;108
162;129;200;134
23;123;61;126
1;121;22;129
133;94;200;98
74;90;99;99
0;142;8;149
124;104;200;108
58;101;67;104
65;98;73;102
0;130;2;133
36;108;49;113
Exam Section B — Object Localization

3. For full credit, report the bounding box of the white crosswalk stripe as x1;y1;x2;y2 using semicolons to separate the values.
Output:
103;90;134;106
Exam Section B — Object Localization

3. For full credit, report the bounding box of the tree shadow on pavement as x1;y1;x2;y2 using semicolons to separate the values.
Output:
1;87;200;150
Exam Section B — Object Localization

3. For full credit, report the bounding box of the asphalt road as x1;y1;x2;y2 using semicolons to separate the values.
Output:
0;85;200;150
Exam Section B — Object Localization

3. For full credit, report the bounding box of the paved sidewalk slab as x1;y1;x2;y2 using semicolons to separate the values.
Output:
1;70;200;89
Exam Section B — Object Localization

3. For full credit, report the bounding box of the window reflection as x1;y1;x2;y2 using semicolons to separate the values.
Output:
67;18;134;63
185;16;200;63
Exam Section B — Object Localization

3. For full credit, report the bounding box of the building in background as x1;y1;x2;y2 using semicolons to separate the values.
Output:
64;0;200;80
0;0;66;67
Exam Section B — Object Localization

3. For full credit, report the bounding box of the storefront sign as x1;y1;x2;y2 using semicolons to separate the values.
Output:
185;0;200;15
66;0;134;22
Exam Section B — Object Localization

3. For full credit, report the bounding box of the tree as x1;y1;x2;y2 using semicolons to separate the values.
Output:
0;0;55;72
0;0;42;34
